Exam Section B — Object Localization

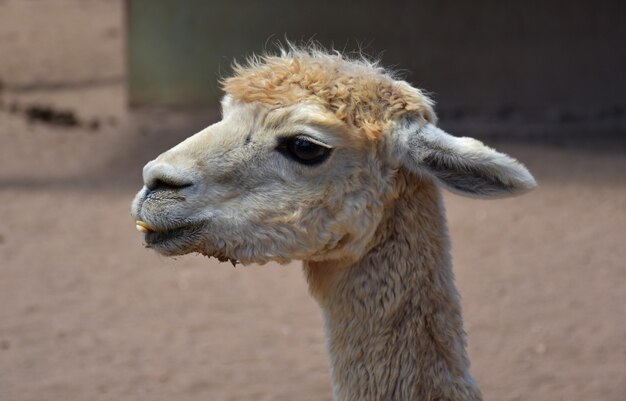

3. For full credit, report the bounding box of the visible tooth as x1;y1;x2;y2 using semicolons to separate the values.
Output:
136;224;151;233
135;220;155;232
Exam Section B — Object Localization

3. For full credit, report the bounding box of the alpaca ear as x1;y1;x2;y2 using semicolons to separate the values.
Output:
394;121;537;197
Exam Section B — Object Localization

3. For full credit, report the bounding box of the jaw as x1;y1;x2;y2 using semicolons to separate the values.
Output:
131;186;379;267
142;223;206;255
140;222;242;265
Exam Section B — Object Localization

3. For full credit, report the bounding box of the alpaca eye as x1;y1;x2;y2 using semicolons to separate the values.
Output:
278;136;332;165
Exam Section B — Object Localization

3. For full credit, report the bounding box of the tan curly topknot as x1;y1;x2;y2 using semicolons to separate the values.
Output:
222;47;436;140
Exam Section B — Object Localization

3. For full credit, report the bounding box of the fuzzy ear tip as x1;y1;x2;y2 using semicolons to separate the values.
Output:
510;165;538;195
519;176;538;193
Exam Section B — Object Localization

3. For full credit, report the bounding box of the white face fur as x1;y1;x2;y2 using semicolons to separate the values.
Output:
131;97;536;265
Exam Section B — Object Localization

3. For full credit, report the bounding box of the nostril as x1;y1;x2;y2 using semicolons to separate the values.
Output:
143;161;194;192
147;177;193;192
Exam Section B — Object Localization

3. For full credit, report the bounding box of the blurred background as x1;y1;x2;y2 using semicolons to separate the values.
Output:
0;1;624;400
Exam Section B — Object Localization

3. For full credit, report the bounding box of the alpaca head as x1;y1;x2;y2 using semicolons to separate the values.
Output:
131;49;536;265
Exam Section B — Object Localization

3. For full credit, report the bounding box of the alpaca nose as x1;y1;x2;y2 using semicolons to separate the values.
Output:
142;160;194;192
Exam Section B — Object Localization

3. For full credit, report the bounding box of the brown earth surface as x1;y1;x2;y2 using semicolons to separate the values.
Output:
1;1;625;400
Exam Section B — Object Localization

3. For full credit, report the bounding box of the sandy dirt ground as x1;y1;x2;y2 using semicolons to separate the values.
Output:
1;1;625;400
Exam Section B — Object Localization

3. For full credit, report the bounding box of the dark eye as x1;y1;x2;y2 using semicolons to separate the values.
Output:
277;136;332;165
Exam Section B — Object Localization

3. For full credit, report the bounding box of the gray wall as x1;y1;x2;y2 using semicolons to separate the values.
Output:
128;0;626;138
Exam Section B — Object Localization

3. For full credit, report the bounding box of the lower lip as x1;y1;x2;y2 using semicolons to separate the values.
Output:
143;225;201;247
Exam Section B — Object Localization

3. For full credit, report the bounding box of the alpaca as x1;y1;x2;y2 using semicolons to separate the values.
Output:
131;48;536;401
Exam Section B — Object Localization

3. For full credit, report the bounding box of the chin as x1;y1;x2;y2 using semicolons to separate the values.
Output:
144;227;244;266
138;221;202;253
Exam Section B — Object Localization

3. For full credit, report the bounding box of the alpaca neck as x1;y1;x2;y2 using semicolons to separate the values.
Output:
304;174;482;401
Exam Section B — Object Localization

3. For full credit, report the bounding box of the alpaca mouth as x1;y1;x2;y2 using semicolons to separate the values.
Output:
136;220;205;253
135;220;239;265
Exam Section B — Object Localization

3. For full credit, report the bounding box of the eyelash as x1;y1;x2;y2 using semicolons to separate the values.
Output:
276;135;333;166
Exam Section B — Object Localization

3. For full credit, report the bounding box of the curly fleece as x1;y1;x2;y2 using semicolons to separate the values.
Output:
223;48;436;140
